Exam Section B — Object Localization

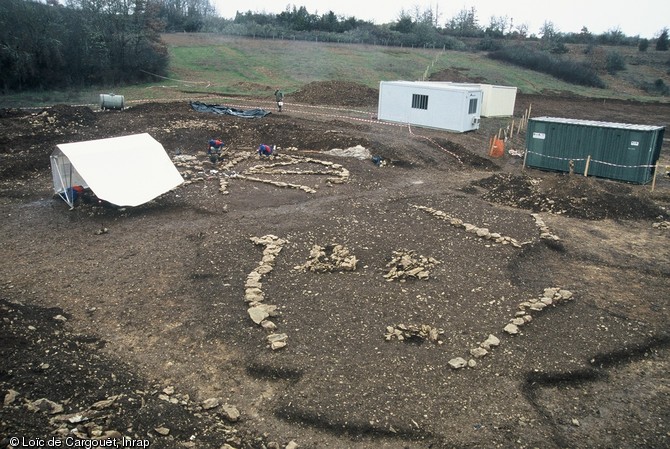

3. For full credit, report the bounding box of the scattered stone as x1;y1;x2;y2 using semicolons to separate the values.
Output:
267;333;288;350
413;205;522;247
384;323;444;344
245;273;262;289
467;359;477;368
202;398;220;410
480;334;500;350
285;441;299;449
102;430;123;439
504;323;519;335
175;150;349;196
448;357;468;369
558;289;573;300
246;236;291;349
248;306;269;324
4;389;19;406
27;398;63;414
543;287;560;298
384;249;440;281
296;243;358;273
261;320;277;331
91;395;119;410
221;404;240;422
154;427;170;436
244;288;265;303
531;213;561;241
63;414;86;424
323;145;371;160
248;304;278;325
470;347;488;358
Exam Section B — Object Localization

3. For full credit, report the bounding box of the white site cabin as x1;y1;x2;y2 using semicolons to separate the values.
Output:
377;81;483;133
449;83;517;117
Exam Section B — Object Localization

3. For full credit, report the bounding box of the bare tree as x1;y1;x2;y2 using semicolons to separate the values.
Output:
446;6;481;37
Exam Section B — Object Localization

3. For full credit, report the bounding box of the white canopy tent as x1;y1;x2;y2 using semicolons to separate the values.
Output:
51;133;183;208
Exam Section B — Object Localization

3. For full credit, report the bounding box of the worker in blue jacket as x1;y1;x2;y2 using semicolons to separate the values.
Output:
258;144;275;157
207;139;224;163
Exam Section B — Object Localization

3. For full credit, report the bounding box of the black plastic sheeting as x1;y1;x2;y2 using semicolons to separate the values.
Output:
190;101;271;118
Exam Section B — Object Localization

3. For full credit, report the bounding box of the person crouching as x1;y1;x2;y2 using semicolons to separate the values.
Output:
258;144;275;157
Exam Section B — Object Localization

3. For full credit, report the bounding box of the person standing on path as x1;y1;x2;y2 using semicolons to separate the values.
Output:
274;89;284;112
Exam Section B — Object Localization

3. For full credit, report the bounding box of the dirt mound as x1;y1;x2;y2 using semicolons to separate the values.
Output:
428;68;487;83
48;104;97;128
475;173;667;220
291;80;378;106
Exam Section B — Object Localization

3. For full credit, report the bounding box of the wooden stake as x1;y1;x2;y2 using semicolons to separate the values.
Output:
523;108;528;129
651;162;659;191
522;148;528;169
584;155;591;177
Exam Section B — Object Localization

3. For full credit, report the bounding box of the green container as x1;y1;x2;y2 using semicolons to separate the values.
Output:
525;117;665;184
99;93;125;110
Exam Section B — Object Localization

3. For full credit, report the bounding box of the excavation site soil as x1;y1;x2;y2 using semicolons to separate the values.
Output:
1;80;670;449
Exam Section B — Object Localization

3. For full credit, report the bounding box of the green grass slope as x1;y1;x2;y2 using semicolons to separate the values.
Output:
1;33;668;108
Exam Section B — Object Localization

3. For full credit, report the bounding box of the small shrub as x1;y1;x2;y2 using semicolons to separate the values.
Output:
606;50;626;74
641;78;669;96
477;37;503;51
638;38;649;52
585;45;607;73
549;41;569;54
488;45;606;88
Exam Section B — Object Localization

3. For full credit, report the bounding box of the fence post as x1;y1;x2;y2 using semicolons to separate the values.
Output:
651;162;659;191
522;149;528;170
584;155;591;177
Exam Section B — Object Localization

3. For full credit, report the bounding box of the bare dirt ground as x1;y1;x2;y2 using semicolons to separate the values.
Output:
1;81;670;449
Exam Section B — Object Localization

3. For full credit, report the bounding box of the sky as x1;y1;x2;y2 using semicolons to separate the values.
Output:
211;0;669;39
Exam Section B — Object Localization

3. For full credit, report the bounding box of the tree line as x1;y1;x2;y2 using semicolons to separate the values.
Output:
1;0;668;93
206;4;668;49
0;0;170;92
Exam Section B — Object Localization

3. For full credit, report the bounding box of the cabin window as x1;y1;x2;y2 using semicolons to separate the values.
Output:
412;94;429;110
468;98;478;114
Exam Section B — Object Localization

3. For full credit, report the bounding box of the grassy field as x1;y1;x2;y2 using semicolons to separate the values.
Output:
1;33;668;108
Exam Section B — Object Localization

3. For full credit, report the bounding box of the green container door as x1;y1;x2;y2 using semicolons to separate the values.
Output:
525;117;665;184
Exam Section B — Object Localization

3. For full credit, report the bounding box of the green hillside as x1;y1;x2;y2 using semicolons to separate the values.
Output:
2;33;669;107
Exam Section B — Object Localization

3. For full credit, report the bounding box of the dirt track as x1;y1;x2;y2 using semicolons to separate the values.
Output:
1;82;669;449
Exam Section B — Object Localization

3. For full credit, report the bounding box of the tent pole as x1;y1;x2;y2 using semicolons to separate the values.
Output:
53;155;73;208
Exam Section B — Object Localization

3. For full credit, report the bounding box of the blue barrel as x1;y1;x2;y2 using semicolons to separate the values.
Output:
99;94;125;110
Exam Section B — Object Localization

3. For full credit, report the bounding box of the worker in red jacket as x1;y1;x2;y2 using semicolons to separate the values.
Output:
258;144;275;157
207;139;224;163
